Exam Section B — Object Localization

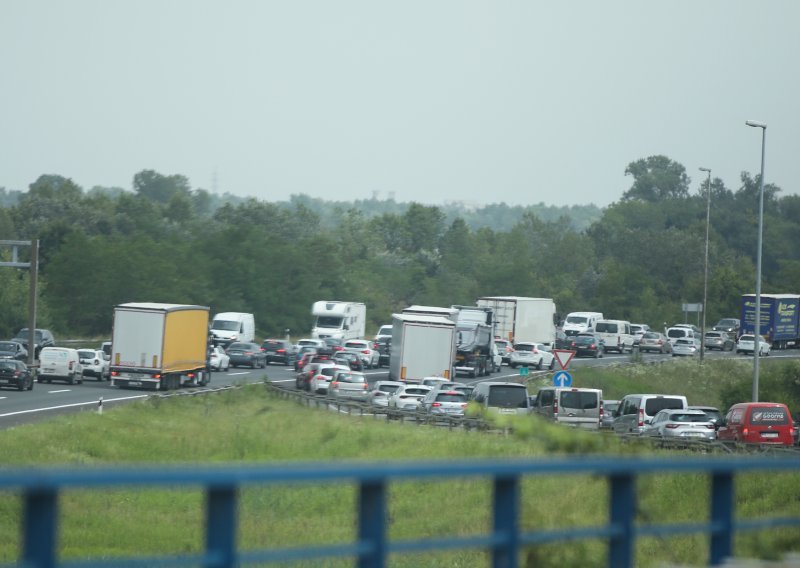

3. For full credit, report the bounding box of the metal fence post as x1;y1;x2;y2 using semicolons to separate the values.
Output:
709;472;734;565
609;473;635;568
23;487;58;568
358;480;386;568
206;485;238;567
492;475;520;568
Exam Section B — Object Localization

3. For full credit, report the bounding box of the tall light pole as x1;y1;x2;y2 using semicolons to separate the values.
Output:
746;120;766;402
699;167;712;363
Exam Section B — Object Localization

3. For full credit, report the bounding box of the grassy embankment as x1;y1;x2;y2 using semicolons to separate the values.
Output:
0;357;799;567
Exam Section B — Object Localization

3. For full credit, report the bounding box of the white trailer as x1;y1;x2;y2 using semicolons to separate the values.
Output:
389;314;456;383
476;296;557;346
311;301;366;341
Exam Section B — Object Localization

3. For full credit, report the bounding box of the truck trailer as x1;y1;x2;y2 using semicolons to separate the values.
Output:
389;313;456;383
476;296;557;345
110;302;211;390
740;293;800;350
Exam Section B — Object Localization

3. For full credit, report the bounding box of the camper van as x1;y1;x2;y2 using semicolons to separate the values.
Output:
210;312;255;347
562;312;604;337
311;301;366;341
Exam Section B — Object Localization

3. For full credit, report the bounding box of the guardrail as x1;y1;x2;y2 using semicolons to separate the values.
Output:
2;456;800;567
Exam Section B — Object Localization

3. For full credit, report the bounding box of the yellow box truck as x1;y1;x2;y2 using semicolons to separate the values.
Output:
110;302;211;390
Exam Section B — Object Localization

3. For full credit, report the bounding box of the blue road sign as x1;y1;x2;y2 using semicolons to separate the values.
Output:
553;370;572;388
519;366;529;376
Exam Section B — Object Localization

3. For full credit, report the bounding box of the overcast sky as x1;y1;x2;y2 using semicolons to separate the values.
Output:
2;1;797;208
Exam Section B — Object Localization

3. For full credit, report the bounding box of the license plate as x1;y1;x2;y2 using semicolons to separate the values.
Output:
128;380;142;386
500;409;515;414
762;432;779;438
686;432;703;437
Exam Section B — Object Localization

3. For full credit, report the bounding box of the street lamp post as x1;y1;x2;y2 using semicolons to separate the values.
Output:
699;167;712;363
746;120;767;402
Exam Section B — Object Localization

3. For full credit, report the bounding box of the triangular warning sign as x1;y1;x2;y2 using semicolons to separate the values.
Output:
552;349;576;370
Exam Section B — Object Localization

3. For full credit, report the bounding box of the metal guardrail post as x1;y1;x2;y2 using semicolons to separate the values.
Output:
492;475;520;568
206;485;238;567
358;480;387;568
709;472;734;565
23;487;58;568
608;473;635;568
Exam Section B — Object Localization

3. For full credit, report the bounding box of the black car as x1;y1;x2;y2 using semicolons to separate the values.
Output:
573;334;604;358
261;339;294;365
11;328;55;357
375;336;391;367
0;359;34;391
0;341;28;361
554;330;572;350
333;351;364;371
226;342;267;369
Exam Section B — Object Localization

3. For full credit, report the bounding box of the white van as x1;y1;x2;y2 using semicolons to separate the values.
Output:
593;319;634;353
666;326;698;346
562;312;604;337
38;347;84;385
210;312;255;346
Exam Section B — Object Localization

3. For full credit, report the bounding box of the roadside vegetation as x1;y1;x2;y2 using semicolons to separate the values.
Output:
0;359;799;567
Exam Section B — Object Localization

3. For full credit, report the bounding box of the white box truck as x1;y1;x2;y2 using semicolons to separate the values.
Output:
476;296;557;346
389;313;456;383
311;301;366;341
110;302;211;391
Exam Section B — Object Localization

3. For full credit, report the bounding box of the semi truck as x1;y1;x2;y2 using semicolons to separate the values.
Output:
740;293;800;350
311;301;366;341
110;302;211;390
452;305;495;377
476;296;557;345
389;313;456;383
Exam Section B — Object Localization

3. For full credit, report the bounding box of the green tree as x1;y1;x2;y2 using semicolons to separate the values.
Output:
622;155;690;202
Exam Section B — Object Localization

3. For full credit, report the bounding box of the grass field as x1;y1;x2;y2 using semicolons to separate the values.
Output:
1;357;799;567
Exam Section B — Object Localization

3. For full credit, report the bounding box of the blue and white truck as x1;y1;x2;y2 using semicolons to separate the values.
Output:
739;293;800;350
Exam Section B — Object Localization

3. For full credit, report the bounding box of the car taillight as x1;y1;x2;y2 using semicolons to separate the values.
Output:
244;351;253;355
432;402;442;407
361;349;370;354
742;428;749;437
111;371;118;377
705;425;715;429
363;383;368;389
553;397;558;417
590;343;596;349
277;349;285;353
332;381;339;387
638;408;645;427
666;424;680;429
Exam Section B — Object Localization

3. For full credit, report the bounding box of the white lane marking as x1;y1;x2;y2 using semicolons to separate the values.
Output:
270;379;295;383
0;394;149;418
48;390;72;394
0;397;6;400
227;372;250;376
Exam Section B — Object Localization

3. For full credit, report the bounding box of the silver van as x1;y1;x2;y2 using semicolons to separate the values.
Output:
612;394;688;435
531;387;604;429
470;381;530;415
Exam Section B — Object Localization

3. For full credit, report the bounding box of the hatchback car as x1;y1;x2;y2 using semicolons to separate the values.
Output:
77;349;109;381
736;334;771;356
418;390;468;417
0;341;28;362
0;359;34;391
367;380;404;407
704;331;735;351
343;339;380;368
387;384;433;411
642;409;717;441
227;342;267;369
329;371;370;400
572;334;604;358
293;347;319;372
208;346;231;371
638;332;672;354
672;338;699;357
509;342;555;369
261;339;294;365
310;364;350;395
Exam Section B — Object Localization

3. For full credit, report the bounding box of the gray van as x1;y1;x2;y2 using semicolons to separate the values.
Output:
470;381;530;415
612;393;688;435
531;387;604;429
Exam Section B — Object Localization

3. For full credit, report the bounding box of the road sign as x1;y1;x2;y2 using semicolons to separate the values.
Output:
519;366;529;377
553;370;572;388
552;349;576;370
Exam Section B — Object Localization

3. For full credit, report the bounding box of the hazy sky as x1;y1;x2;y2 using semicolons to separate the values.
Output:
2;1;797;208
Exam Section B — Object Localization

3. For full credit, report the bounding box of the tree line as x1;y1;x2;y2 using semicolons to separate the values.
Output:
0;155;796;340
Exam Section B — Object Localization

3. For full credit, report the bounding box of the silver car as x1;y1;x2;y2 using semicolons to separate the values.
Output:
367;380;405;407
418;390;468;417
642;409;717;441
328;370;369;400
387;384;433;411
671;338;699;357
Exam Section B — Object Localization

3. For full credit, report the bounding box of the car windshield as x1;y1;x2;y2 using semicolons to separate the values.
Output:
15;329;44;341
668;413;710;423
77;350;95;358
345;341;366;348
340;374;365;383
0;360;20;371
487;386;528;408
566;316;588;324
315;316;343;328
560;391;598;410
739;335;754;342
605;402;619;413
211;320;240;331
667;329;687;338
717;319;738;326
642;332;659;339
705;333;721;338
515;344;534;352
595;322;618;333
575;336;596;344
262;341;283;350
644;398;685;415
0;342;17;350
436;393;466;403
378;384;400;393
403;388;430;396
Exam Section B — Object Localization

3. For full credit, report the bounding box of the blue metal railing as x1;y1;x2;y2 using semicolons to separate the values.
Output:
2;456;800;567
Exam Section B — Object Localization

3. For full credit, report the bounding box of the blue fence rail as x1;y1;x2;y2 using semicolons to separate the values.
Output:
1;456;800;567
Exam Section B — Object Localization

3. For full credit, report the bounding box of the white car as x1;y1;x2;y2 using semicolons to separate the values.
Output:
387;384;433;410
328;370;370;400
509;342;555;370
671;338;699;357
208;346;230;371
736;334;771;356
367;380;405;407
77;349;109;381
309;364;350;395
343;339;380;369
